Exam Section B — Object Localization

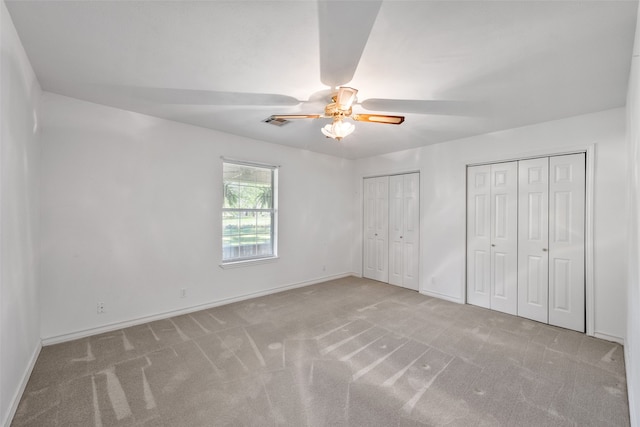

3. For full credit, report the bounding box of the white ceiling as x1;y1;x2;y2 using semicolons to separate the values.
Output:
6;0;638;159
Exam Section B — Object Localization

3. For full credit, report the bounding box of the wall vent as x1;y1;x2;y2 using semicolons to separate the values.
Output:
263;116;289;126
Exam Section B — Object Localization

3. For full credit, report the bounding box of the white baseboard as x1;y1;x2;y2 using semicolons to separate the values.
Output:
593;331;625;345
625;344;638;427
419;289;464;304
2;342;42;427
41;272;355;346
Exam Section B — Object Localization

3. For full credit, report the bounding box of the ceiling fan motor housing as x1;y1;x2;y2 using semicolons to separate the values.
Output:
325;102;352;119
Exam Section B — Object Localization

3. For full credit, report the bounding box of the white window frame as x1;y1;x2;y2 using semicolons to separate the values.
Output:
220;158;278;267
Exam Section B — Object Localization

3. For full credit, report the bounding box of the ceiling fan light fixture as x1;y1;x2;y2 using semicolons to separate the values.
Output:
335;87;358;110
321;118;355;141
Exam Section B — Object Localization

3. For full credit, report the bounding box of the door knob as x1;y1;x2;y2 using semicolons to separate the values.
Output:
375;233;378;236
491;244;496;247
542;248;548;252
400;236;403;239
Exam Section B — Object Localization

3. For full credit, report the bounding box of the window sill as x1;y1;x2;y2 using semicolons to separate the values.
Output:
219;256;279;269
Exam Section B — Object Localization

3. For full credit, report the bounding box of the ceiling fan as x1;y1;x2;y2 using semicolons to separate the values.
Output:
267;86;405;141
108;1;464;145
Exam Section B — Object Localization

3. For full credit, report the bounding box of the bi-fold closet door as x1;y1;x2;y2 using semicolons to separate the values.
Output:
467;162;518;315
467;154;585;332
363;173;419;290
363;176;389;283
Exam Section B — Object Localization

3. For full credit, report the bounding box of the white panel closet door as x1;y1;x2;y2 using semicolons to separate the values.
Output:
549;154;585;331
389;175;404;286
518;157;550;323
389;173;419;290
402;173;420;290
467;165;491;308
490;162;518;315
363;177;389;282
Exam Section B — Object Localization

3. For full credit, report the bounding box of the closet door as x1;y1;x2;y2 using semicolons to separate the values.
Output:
548;154;585;331
389;173;419;290
363;177;389;282
489;162;519;315
467;165;491;308
518;157;549;323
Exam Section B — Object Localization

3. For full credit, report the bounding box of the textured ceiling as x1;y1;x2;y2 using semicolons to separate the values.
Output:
5;0;638;159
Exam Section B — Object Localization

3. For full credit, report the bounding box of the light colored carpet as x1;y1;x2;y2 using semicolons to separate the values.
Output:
11;276;629;426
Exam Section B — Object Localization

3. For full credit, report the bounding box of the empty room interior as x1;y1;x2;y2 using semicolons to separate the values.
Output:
2;0;640;426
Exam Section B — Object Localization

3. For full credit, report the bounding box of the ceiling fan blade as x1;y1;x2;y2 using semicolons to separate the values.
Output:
109;86;301;106
318;0;382;87
336;87;358;110
269;114;323;120
360;99;475;116
353;114;405;125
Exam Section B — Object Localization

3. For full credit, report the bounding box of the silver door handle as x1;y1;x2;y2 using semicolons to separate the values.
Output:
491;244;496;247
542;248;548;252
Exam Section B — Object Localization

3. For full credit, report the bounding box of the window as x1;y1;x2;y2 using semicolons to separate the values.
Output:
222;160;277;263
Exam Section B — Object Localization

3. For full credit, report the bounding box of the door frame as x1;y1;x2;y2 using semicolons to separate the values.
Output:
464;145;595;337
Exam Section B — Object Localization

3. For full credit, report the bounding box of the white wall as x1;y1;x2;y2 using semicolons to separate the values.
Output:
38;93;357;341
626;3;640;425
355;108;628;341
0;1;42;425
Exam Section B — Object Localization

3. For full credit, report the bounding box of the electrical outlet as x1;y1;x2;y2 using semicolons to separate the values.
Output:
180;288;187;298
97;302;105;314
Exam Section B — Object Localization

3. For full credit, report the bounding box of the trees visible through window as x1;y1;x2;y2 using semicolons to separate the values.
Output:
222;161;277;262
